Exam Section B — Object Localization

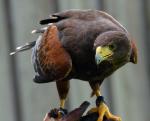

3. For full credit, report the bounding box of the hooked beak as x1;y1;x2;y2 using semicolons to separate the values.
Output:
95;46;113;65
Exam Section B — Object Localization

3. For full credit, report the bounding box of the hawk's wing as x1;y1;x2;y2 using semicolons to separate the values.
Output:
32;25;72;83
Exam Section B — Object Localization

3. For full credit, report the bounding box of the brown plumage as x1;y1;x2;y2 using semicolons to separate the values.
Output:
10;9;137;120
37;25;72;81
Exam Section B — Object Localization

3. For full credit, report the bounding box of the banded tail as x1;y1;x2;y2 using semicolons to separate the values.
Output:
10;41;36;55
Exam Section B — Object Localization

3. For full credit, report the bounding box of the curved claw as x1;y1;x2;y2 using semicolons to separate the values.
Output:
97;102;122;121
87;96;121;121
48;108;68;119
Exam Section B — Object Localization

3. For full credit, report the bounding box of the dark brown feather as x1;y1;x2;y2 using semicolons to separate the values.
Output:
38;25;72;81
56;80;70;99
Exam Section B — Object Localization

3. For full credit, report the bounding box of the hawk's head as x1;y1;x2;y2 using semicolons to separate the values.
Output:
94;31;137;68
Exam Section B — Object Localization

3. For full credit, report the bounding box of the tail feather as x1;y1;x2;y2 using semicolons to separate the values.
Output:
10;41;36;55
31;29;45;34
40;15;65;25
31;24;53;34
31;26;49;34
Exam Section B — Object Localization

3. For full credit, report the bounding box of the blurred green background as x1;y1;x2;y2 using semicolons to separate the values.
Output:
0;0;150;121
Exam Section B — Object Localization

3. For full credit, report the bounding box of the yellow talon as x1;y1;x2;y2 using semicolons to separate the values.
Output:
97;102;122;121
88;96;121;121
87;107;98;114
89;87;122;121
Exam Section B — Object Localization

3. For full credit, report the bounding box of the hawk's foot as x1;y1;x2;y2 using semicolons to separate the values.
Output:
88;96;122;121
48;108;68;119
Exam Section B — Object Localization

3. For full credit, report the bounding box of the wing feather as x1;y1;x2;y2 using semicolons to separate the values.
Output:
33;25;72;83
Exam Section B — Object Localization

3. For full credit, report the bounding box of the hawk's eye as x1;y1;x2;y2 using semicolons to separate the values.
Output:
109;44;116;50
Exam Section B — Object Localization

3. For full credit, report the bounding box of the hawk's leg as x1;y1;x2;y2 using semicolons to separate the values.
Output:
49;80;69;119
56;80;69;109
88;82;122;121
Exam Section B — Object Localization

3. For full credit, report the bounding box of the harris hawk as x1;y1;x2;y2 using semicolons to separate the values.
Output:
10;9;137;121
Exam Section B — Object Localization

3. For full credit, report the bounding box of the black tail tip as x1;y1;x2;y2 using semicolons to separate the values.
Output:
40;19;52;25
